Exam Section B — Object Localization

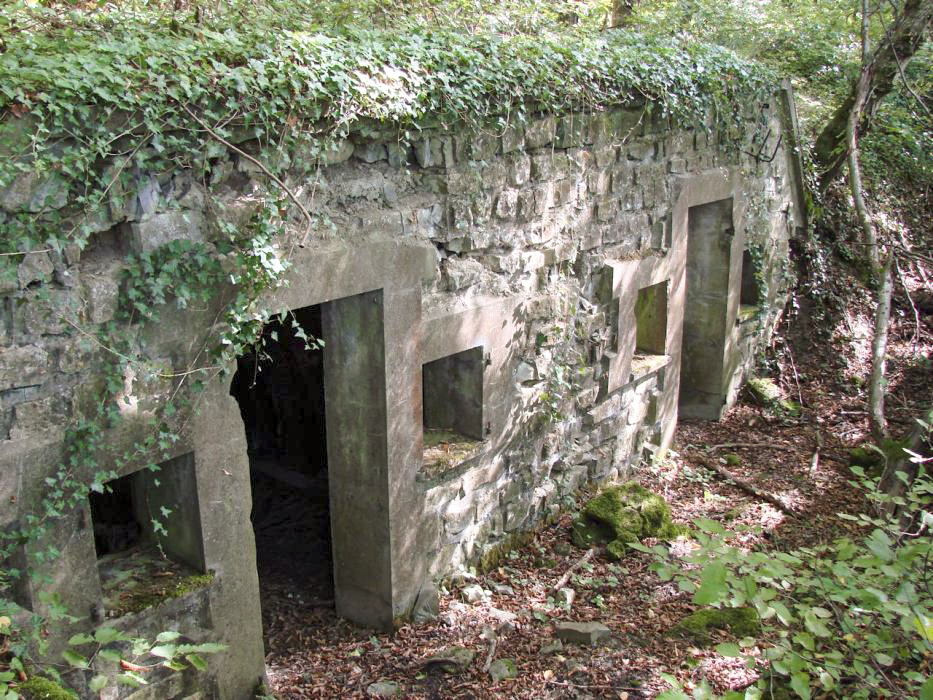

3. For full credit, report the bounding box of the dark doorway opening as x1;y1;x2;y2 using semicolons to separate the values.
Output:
230;304;333;620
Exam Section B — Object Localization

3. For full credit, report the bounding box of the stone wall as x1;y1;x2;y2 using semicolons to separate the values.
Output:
0;88;803;698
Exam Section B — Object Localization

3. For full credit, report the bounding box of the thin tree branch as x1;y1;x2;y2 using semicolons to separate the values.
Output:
180;103;313;244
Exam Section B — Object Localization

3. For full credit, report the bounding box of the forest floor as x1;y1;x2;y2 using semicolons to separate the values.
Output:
260;249;932;699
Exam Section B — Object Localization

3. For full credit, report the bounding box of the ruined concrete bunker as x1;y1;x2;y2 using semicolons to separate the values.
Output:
1;81;805;697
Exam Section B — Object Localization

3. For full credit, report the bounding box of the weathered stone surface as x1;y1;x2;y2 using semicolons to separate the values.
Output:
16;252;54;288
422;647;476;673
367;681;401;697
9;395;69;441
323;139;355;165
412;582;440;623
555;621;611;645
461;583;489;603
556;587;575;607
129;210;204;253
0;345;49;390
354;142;388;163
0;172;68;213
524;115;557;148
489;658;518;681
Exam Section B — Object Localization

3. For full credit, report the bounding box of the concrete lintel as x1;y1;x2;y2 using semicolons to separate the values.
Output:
274;240;435;311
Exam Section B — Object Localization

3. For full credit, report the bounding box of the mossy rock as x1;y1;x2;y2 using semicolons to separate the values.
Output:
571;482;683;559
18;677;78;700
746;377;800;416
671;606;760;645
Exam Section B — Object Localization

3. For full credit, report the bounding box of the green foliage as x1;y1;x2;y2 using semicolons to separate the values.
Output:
635;468;933;698
15;676;77;700
572;483;684;558
861;46;933;191
0;2;773;260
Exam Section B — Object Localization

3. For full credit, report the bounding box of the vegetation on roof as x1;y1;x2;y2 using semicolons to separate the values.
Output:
0;2;773;258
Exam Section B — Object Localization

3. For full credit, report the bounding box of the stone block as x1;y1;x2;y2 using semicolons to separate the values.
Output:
610;106;645;139
481;161;508;190
594;146;618;168
555;621;611;645
500;123;524;153
128;210;204;253
386;143;412;168
442;257;485;291
0;172;68;213
555;114;586;148
625;140;655;162
0;345;48;390
413;136;455;168
611;162;633;192
354;142;388;163
585;393;622;426
469;132;499;161
322;139;355;165
17;288;78;336
525;115;557;148
507;154;532;187
586;170;611;198
82;271;121;325
495;189;519;221
9;395;70;441
668;157;687;174
447;168;484;196
357;209;404;237
552;179;574;207
17;252;54;288
566;148;593;174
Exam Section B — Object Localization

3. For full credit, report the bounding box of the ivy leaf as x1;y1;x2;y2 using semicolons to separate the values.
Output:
94;627;126;644
789;672;811;700
873;652;894;666
715;642;741;657
149;644;176;659
62;649;89;668
89;675;109;693
186;653;208;671
692;562;727;605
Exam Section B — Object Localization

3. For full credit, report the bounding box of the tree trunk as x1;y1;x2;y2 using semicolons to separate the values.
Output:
812;0;933;191
610;0;637;28
868;255;893;441
879;404;933;526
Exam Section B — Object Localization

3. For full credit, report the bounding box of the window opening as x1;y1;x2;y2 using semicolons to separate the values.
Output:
632;281;669;378
89;453;207;619
739;249;762;321
421;347;484;479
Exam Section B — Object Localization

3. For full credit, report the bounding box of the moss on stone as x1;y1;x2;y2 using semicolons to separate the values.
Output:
571;482;684;559
477;532;534;573
421;428;482;479
672;606;760;645
746;377;800;416
109;569;214;617
18;677;78;700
